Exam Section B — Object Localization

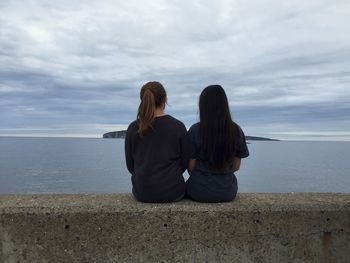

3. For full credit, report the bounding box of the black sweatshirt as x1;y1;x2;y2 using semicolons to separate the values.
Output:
125;115;189;202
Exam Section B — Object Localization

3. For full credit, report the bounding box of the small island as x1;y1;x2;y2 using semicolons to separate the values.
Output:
103;130;279;141
103;130;127;138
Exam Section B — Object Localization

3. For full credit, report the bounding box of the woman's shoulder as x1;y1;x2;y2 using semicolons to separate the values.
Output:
232;122;245;134
127;120;138;128
162;115;186;130
187;123;200;141
126;120;138;134
188;122;200;132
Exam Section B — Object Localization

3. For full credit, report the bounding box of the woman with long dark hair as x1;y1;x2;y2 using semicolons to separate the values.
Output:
186;85;249;202
125;81;188;202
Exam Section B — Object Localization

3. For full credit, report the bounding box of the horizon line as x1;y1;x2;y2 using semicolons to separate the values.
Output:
1;135;350;142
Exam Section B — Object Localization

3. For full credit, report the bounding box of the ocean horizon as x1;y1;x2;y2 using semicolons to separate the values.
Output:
1;135;350;142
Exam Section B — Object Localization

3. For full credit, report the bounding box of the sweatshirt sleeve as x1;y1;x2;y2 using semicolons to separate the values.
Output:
187;124;199;159
124;124;134;174
235;126;249;158
179;124;191;173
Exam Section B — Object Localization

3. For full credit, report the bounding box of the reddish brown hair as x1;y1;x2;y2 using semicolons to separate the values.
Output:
137;81;167;137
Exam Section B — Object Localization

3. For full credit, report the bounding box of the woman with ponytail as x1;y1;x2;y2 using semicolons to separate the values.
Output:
186;85;249;202
125;81;189;202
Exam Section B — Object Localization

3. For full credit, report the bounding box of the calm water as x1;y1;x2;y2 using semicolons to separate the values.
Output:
0;137;349;194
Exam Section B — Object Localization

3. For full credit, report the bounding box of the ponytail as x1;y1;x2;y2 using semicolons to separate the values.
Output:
137;89;156;137
137;81;167;137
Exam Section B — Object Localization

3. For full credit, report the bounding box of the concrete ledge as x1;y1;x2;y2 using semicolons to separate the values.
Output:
1;193;349;262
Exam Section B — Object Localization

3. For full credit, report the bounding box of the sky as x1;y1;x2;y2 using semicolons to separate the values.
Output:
0;0;350;141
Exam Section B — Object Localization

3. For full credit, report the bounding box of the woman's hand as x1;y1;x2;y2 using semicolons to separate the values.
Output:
188;159;197;171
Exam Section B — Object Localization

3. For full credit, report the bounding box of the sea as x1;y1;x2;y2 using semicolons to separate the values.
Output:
0;137;349;194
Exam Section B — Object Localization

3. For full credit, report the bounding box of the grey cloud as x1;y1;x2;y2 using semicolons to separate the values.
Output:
0;0;349;139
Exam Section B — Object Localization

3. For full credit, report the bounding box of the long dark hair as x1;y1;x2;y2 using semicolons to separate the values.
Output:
199;85;238;171
137;81;167;137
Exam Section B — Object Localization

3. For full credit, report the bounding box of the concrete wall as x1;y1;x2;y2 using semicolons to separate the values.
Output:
0;193;349;263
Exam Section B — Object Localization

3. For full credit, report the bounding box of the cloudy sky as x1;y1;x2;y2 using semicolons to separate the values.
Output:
1;0;350;140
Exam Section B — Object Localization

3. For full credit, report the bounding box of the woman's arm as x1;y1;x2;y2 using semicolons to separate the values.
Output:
188;159;197;171
124;128;134;174
233;157;241;172
180;127;191;172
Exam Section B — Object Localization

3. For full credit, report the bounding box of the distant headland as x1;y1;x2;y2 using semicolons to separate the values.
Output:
103;130;279;141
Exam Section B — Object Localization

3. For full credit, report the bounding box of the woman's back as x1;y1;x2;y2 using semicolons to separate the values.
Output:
125;115;188;203
186;121;249;202
186;85;249;202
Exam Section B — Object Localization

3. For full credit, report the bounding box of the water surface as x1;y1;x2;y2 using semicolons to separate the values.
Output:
0;137;349;194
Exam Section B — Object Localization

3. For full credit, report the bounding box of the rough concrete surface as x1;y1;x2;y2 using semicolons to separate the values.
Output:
0;193;349;263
